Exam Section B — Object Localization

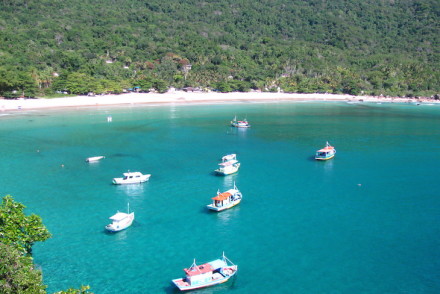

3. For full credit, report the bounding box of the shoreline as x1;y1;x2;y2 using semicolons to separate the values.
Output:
0;91;438;111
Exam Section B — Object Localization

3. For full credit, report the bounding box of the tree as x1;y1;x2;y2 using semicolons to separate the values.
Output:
0;243;47;294
54;285;94;294
0;195;51;255
152;79;168;93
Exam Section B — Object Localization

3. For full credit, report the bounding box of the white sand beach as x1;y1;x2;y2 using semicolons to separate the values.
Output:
0;91;435;111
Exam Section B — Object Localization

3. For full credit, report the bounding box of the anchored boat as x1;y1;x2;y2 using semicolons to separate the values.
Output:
85;156;105;162
315;141;336;160
112;171;151;184
105;204;134;232
214;154;240;176
172;253;237;291
231;116;250;128
207;184;242;212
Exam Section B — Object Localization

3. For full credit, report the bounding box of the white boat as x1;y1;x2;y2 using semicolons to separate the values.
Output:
172;253;237;291
85;156;105;162
105;204;134;232
214;154;240;176
112;171;151;184
207;184;242;212
315;141;336;160
231;116;250;128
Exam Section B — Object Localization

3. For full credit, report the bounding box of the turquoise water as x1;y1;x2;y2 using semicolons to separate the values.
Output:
0;101;439;293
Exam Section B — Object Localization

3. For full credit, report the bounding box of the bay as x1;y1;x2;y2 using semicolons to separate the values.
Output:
0;101;439;293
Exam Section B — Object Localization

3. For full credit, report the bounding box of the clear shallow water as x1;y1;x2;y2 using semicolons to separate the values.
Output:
0;102;439;293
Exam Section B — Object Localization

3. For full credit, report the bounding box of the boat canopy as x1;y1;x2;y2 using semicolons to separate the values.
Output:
184;263;214;276
208;259;227;270
317;146;334;152
212;192;232;201
123;172;143;177
109;212;128;221
218;159;238;166
222;154;236;161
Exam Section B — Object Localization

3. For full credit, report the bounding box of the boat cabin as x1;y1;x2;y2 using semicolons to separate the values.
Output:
109;212;129;222
122;172;143;180
212;191;233;208
183;259;227;287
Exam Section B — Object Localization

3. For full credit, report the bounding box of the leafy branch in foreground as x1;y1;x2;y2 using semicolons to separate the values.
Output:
0;195;51;255
0;195;93;293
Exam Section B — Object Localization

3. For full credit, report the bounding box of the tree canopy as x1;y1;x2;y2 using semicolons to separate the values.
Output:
0;0;438;97
0;243;47;294
0;195;93;293
0;195;51;255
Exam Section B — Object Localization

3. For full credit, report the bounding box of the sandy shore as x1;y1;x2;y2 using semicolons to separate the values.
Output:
0;91;436;111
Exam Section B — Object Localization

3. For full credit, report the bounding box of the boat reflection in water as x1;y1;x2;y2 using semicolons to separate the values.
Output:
115;183;145;197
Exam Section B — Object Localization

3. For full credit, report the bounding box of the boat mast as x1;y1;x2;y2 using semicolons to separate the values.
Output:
222;252;235;265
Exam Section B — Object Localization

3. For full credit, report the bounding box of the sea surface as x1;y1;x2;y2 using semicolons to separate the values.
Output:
0;101;439;294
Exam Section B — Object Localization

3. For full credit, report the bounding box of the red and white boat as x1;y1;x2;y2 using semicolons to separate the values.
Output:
207;184;242;212
231;116;250;128
172;253;237;291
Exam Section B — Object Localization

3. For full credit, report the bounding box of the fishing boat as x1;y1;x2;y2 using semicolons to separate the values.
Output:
214;154;240;176
207;183;242;212
85;156;105;162
172;253;237;291
231;116;250;128
112;171;151;184
105;203;134;232
315;141;336;160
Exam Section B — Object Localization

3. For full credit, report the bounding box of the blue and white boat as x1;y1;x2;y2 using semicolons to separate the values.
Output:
315;141;336;160
172;253;237;291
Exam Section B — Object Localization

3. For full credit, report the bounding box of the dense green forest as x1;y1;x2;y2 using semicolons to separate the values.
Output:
0;0;438;98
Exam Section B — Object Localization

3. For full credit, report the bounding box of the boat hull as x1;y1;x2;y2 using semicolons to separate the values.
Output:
112;174;151;184
315;154;335;160
105;213;134;232
231;123;250;128
207;199;241;211
214;164;240;176
172;266;237;291
86;156;105;162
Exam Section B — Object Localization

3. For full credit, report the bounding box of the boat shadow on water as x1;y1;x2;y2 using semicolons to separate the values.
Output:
306;155;317;162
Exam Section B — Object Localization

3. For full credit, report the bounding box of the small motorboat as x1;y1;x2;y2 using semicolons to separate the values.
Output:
214;154;240;176
207;183;242;212
172;253;237;291
230;116;250;128
315;141;336;160
85;156;105;162
112;171;151;184
105;204;134;232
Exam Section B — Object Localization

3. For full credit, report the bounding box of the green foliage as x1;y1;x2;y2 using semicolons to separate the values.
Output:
0;0;438;97
0;195;51;255
54;285;93;294
153;79;168;93
0;243;47;294
0;68;38;98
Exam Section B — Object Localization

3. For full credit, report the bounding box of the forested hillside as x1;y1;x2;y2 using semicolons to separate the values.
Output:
0;0;438;97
